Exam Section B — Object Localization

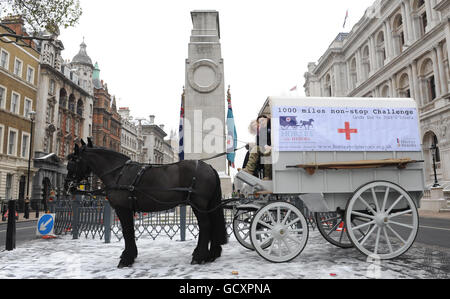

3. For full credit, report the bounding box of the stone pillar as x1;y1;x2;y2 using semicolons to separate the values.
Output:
425;0;435;31
184;10;231;197
432;45;442;98
411;59;421;105
408;64;415;98
384;20;394;62
369;36;377;74
356;48;363;85
391;76;398;97
346;60;353;92
445;19;450;92
403;0;415;45
436;42;448;94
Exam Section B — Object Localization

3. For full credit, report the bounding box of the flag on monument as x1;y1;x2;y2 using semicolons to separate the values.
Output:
179;88;185;161
226;87;237;168
290;85;297;92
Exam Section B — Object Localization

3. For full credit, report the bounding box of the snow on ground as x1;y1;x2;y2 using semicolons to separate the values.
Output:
0;231;448;279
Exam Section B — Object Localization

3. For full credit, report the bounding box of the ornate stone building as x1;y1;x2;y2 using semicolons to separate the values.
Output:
304;0;450;188
0;17;39;206
118;107;144;163
92;63;121;152
31;36;94;201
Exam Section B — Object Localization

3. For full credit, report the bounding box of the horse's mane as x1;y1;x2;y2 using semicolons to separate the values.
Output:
84;146;131;161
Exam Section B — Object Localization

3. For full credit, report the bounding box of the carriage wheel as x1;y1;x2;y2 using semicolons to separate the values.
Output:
233;210;257;250
315;211;353;249
345;181;419;260
250;202;309;263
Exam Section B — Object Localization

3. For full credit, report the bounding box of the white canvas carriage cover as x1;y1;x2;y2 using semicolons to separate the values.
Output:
264;97;421;152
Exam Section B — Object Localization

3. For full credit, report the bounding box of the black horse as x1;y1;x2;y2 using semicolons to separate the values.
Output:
64;139;228;268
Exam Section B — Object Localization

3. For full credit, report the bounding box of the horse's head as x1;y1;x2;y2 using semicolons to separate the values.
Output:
64;138;93;193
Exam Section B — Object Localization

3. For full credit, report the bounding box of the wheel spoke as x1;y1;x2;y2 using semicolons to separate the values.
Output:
360;224;377;246
318;216;340;223
386;224;406;244
258;220;274;230
286;217;301;227
351;211;375;219
352;219;376;231
327;221;341;237
371;188;380;212
266;211;277;226
381;187;390;212
286;234;302;245
388;209;413;219
383;227;393;254
287;228;304;233
386;194;404;214
281;238;292;254
389;221;414;230
358;196;377;215
277;207;281;224
281;210;292;225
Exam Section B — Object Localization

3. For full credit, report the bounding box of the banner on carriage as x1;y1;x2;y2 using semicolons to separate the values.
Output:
273;105;421;152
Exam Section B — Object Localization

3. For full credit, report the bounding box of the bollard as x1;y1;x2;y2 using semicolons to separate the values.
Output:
103;198;112;244
72;194;82;240
5;200;17;251
180;205;186;242
24;197;29;219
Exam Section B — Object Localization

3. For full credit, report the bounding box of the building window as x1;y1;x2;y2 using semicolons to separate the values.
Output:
0;85;6;109
21;132;30;158
427;76;436;101
349;57;358;89
24;98;32;118
26;66;35;84
10;92;20;114
14;58;23;77
7;128;18;156
362;46;371;80
49;79;55;95
0;49;9;70
66;116;71;132
393;14;405;55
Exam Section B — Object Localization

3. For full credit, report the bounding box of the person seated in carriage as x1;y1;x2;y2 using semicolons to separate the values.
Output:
243;115;272;180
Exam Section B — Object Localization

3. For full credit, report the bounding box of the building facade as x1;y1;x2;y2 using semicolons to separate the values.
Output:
304;0;450;188
118;107;144;162
0;17;39;206
92;63;121;152
31;37;94;201
140;115;176;165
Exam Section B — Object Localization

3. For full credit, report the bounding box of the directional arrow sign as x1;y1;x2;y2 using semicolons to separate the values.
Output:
36;214;55;237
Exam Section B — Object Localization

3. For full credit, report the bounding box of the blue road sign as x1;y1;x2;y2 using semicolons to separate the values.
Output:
37;214;55;236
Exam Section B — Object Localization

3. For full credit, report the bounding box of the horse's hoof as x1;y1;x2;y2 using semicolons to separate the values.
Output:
190;259;206;265
118;260;134;268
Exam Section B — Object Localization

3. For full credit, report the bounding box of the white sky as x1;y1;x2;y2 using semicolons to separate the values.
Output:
59;0;376;168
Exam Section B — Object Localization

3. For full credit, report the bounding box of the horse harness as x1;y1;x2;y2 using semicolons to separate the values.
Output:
98;160;199;211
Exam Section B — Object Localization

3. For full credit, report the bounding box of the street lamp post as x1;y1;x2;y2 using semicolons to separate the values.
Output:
430;143;440;188
24;111;36;219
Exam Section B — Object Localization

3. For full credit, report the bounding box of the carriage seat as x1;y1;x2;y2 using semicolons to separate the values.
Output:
234;170;273;198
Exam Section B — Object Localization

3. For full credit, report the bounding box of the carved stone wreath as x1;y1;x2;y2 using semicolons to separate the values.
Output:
187;59;222;93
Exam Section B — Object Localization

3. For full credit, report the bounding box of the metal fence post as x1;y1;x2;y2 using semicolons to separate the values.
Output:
103;198;112;244
5;200;16;251
72;194;82;240
180;205;186;241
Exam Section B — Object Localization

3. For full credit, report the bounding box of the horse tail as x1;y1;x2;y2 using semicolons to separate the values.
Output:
209;167;228;246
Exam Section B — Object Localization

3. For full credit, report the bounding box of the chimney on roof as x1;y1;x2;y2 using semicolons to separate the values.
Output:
149;115;155;125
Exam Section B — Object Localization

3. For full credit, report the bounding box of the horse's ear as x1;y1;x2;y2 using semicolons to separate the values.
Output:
80;139;86;147
87;137;93;148
74;144;80;155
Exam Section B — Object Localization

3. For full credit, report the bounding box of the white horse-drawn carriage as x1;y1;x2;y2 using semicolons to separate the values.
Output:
231;96;425;263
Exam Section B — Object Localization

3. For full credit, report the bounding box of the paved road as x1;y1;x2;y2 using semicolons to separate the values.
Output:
0;221;38;248
1;215;450;250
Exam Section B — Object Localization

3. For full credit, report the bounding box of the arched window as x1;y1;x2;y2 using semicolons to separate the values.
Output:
76;99;83;116
398;73;411;98
413;0;427;37
59;88;67;108
420;58;437;104
349;57;357;89
381;84;390;97
362;46;371;79
324;74;332;96
68;94;76;113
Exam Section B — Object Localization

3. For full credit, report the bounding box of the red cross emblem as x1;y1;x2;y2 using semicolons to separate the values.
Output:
338;122;358;140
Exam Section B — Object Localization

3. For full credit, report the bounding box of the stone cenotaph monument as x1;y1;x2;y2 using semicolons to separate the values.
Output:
184;10;232;196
